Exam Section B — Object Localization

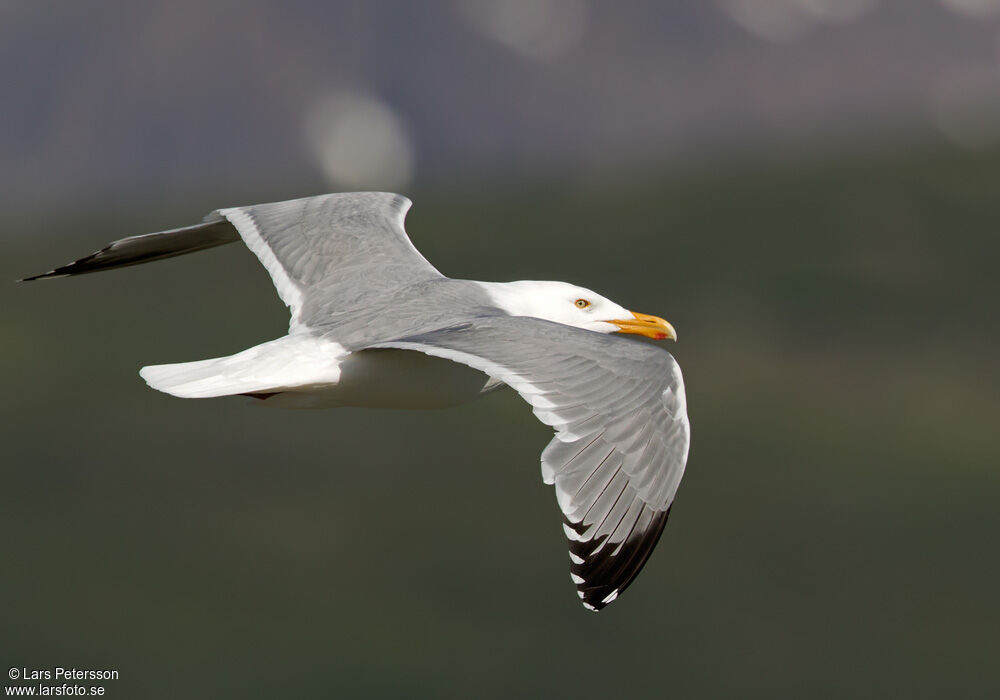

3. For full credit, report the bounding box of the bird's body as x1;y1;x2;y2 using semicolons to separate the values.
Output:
247;346;501;409
26;192;691;611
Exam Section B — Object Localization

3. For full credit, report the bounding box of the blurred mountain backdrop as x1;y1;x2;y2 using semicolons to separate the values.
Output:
5;0;1000;209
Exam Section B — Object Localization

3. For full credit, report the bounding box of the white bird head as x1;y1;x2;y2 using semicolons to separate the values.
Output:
479;280;677;340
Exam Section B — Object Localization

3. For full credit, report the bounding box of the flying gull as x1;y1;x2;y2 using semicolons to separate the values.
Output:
24;192;691;611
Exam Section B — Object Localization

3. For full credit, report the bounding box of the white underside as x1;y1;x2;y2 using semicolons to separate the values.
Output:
139;335;496;409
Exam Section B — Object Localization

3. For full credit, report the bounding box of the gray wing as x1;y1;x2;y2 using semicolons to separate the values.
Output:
218;192;443;332
373;316;691;611
22;192;442;336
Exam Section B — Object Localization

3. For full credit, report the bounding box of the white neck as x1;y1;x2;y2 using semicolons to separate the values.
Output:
473;280;553;316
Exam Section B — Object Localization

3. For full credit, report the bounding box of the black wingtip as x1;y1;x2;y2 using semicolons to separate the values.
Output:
18;218;242;284
19;270;59;282
568;505;673;612
19;251;113;281
19;265;75;282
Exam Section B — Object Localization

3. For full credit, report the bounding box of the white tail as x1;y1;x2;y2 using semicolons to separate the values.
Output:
139;335;347;399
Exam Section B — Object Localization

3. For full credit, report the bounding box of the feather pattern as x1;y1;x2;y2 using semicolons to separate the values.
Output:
373;316;690;610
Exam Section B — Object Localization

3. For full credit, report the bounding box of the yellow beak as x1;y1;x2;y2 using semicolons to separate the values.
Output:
610;311;677;341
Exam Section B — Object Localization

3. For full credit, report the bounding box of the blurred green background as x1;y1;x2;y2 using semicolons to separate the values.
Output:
4;2;1000;698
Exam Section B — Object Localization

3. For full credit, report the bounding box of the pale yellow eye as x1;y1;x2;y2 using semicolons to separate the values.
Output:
575;299;590;309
